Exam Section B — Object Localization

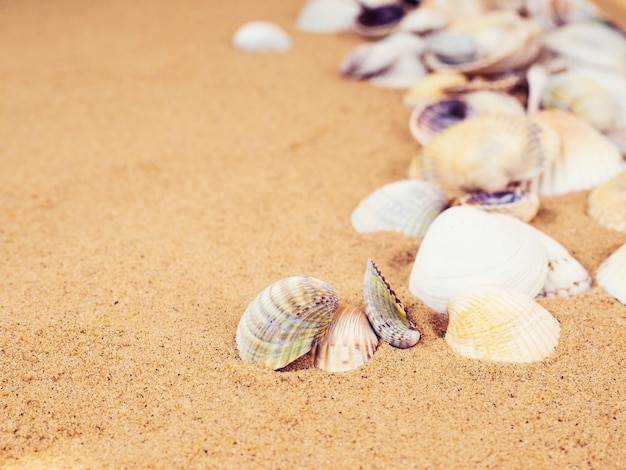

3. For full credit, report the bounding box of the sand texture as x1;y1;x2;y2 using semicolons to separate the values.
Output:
1;0;626;468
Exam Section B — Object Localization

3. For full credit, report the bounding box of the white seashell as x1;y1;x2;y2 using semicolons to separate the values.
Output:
354;3;405;38
524;0;602;31
397;7;449;34
296;0;361;33
408;206;548;313
588;169;626;233
445;284;561;363
368;53;427;89
455;189;540;223
596;243;626;305
526;63;550;115
312;303;379;373
340;42;398;81
232;21;293;53
350;179;447;238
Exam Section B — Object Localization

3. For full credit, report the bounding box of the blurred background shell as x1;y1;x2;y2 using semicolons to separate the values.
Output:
445;284;561;363
523;0;602;31
596;243;626;305
232;21;293;53
296;0;361;33
587;169;626;233
236;276;339;370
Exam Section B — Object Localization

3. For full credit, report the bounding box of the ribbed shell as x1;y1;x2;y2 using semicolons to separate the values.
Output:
445;284;561;363
455;189;540;223
419;114;544;199
313;304;379;373
408;206;548;313
232;21;292;53
588;170;626;233
596;243;626;305
350;179;447;238
364;259;420;348
296;0;360;33
236;276;339;370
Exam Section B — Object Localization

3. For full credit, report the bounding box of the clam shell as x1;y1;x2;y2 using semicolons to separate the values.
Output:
445;284;561;363
364;259;420;348
236;276;339;370
402;71;468;108
232;21;293;53
312;303;379;373
296;0;360;33
419;114;544;199
455;189;540;223
408;206;548;313
588;169;626;233
397;7;449;34
596;243;626;305
354;3;405;38
340;42;398;81
350;179;447;238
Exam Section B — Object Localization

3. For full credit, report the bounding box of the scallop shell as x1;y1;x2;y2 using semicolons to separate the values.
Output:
402;72;468;108
296;0;360;33
354;3;405;38
312;303;379;373
445;284;561;363
596;243;626;305
455;189;540;223
232;21;293;53
236;276;339;370
350;179;447;238
588;169;626;233
364;259;420;348
408;206;548;313
419;114;544;199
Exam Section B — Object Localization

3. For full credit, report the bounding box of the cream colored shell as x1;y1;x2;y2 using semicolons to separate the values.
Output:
596;243;626;305
588;170;626;233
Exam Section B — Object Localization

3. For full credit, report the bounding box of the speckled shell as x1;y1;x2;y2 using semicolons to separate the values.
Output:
596;243;626;305
350;179;447;238
445;284;561;363
236;276;339;370
455;189;540;223
588;170;626;233
408;206;548;313
296;0;360;33
232;21;293;53
312;303;379;373
364;259;420;348
419;114;544;199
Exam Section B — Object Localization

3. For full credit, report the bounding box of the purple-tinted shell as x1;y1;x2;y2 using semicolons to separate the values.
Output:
418;98;476;134
355;4;405;37
464;190;526;206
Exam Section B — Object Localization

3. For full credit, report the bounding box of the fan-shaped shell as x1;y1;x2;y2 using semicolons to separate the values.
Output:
588;169;626;233
596;243;626;305
296;0;360;33
445;284;561;362
232;21;293;53
236;276;339;370
364;259;420;348
408;206;548;313
312;303;379;373
455;189;540;223
419;114;544;199
350;179;447;238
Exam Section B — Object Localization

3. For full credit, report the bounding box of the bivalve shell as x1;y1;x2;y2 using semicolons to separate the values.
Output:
232;21;293;53
354;3;405;38
455;189;540;223
296;0;360;33
445;284;561;363
596;243;626;305
588;169;626;233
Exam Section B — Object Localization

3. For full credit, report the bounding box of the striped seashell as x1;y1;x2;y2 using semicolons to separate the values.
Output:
364;259;420;348
312;303;379;373
455;189;540;223
588;169;626;233
236;276;339;370
296;0;360;34
408;206;548;313
350;179;447;238
596;243;626;305
419;114;544;199
232;21;292;53
445;284;561;363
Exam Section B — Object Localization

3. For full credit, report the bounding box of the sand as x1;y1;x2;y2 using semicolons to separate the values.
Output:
1;0;625;468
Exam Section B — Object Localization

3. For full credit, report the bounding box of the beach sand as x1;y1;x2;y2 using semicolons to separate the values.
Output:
1;0;625;467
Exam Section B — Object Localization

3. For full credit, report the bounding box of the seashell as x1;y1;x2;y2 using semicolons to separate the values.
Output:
296;0;361;33
364;259;420;348
604;127;626;157
455;189;540;223
526;63;550;115
418;114;544;199
408;206;548;313
367;52;427;89
524;0;603;31
397;7;449;34
541;72;615;132
340;42;398;81
407;152;423;180
445;284;561;363
236;276;339;370
350;179;447;238
232;21;293;53
521;109;626;196
312;303;379;373
354;3;405;38
588;169;626;233
402;71;468;108
426;30;478;66
596;243;626;305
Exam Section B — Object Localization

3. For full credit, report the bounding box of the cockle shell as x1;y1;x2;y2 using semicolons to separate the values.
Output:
312;303;379;373
296;0;360;33
418;114;544;199
236;276;339;370
596;243;626;305
364;259;420;348
588;169;626;233
408;206;548;313
445;284;561;363
455;189;540;223
350;179;447;238
232;21;293;53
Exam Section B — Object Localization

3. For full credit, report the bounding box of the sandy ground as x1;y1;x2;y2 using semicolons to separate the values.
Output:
1;0;626;468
